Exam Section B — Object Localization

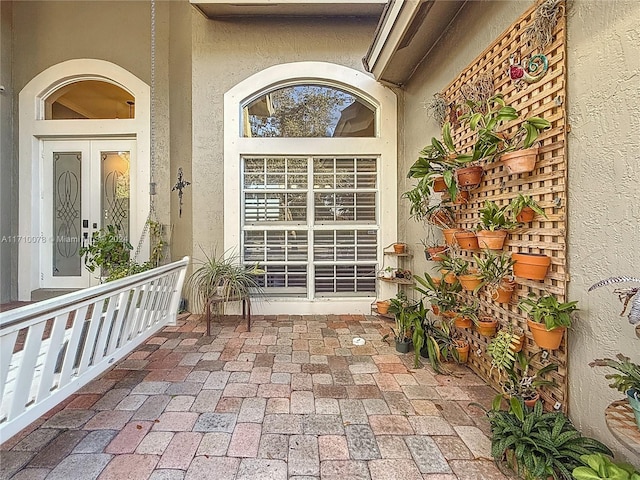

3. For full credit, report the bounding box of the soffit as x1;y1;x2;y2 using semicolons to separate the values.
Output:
190;0;387;18
363;0;467;86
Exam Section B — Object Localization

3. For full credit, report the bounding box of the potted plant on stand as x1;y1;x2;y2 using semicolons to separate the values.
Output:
475;201;519;250
518;293;578;350
508;194;547;223
589;353;640;429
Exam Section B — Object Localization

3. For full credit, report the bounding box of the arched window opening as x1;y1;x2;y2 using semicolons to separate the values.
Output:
243;84;375;138
44;80;135;120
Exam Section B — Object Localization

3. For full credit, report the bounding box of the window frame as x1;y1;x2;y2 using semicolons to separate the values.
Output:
224;62;397;315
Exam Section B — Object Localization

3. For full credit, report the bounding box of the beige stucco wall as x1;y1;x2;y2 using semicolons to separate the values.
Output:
190;15;380;257
0;1;15;302
566;0;640;463
10;0;171;263
401;0;640;463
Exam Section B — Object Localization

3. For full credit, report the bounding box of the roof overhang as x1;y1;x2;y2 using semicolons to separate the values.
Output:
190;0;388;18
363;0;467;86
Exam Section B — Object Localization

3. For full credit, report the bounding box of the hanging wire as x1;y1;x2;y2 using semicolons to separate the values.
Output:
133;0;157;261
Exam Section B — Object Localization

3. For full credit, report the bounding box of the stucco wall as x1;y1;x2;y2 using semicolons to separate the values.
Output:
9;0;174;296
401;0;640;463
566;0;640;463
190;15;380;255
0;1;15;302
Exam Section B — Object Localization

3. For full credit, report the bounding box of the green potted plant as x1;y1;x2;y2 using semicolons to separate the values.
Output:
187;249;264;312
79;224;133;280
508;194;547;223
475;201;519;250
411;300;456;372
414;273;460;317
573;453;640;480
386;291;416;353
435;251;466;284
589;353;640;429
481;398;612;480
453;299;480;329
500;351;557;406
518;293;578;350
474;250;516;303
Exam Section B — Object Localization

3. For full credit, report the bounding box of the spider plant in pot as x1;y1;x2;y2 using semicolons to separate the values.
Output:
187;249;264;313
474;250;516;303
500;351;558;407
386;291;417;353
518;293;578;350
508;194;547;223
414;272;461;317
589;353;640;429
475;201;519;250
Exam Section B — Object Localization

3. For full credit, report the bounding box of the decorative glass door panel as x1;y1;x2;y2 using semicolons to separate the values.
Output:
42;140;136;289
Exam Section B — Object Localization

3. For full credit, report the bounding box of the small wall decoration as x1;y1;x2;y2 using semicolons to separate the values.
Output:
525;0;565;50
508;53;549;89
172;167;191;218
460;73;495;108
425;93;448;126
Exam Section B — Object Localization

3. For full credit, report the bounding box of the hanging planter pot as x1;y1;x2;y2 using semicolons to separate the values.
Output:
476;316;498;337
453;190;470;205
458;273;483;292
500;147;539;175
432;176;447;192
476;230;508;250
440;269;457;284
527;319;565;350
426;246;447;261
455;165;484;190
443;228;463;245
455;340;470;363
454;231;479;250
524;393;541;408
516;207;536;223
492;278;516;304
454;316;473;329
512;253;551;280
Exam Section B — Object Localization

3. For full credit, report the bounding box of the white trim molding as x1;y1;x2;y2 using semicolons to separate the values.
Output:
18;59;150;300
224;61;397;315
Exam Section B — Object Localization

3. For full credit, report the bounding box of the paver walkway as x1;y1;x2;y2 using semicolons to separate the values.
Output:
0;314;510;480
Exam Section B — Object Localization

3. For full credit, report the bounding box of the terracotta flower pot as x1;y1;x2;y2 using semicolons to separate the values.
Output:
527;319;565;350
432;176;447;192
454;316;473;328
455;340;470;363
492;279;516;304
426;246;447;261
524;393;541;408
516;207;536;223
476;317;498;337
455;165;484;189
440;269;457;284
442;310;457;319
476;230;508;250
454;231;479;250
453;190;470;205
376;300;390;315
443;228;463;245
393;243;406;254
512;253;551;281
500;147;539;175
458;274;483;292
431;304;440;316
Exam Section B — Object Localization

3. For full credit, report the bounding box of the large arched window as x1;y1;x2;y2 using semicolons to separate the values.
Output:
224;62;397;315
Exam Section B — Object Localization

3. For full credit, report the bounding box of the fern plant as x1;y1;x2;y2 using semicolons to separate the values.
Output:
485;398;612;480
487;327;521;375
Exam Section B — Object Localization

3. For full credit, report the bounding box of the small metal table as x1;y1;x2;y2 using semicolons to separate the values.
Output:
204;295;251;335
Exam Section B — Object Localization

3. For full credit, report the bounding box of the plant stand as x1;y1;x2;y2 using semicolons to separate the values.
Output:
205;295;251;335
604;400;640;454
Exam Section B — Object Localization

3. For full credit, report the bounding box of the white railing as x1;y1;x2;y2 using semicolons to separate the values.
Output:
0;256;189;442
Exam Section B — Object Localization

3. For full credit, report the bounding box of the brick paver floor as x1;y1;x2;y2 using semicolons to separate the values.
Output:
0;314;511;480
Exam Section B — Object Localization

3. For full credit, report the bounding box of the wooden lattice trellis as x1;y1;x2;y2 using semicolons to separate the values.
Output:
439;2;569;409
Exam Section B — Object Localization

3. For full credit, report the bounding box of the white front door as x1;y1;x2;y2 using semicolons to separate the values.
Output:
41;139;136;288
